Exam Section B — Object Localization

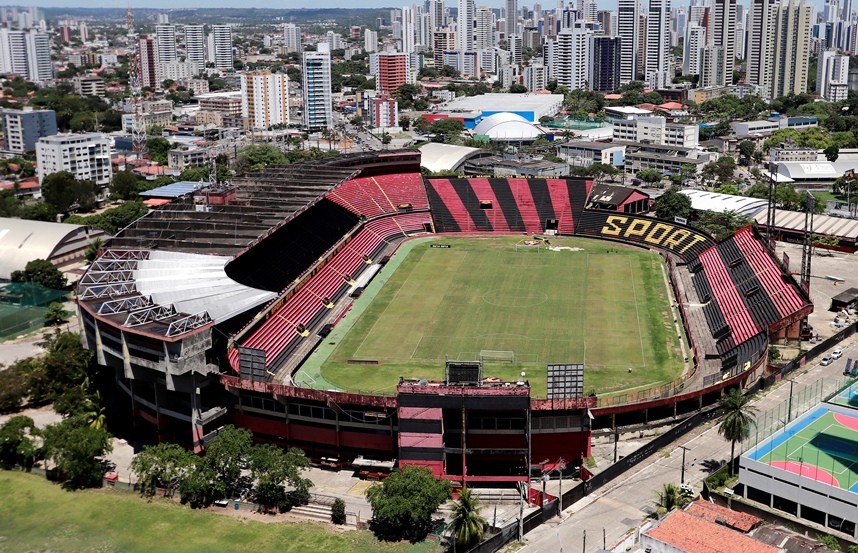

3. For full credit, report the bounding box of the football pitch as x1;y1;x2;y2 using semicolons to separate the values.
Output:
319;236;685;397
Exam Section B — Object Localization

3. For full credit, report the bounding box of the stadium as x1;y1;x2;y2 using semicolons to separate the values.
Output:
77;151;812;486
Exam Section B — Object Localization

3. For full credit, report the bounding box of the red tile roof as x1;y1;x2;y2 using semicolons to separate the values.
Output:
685;499;763;532
645;511;779;553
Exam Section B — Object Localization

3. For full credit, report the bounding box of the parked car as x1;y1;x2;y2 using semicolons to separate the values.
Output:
820;356;834;366
831;349;843;359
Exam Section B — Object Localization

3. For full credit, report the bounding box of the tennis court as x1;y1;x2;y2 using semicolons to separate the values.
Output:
747;404;858;491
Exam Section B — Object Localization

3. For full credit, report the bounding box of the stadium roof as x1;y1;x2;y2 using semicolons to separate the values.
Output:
679;189;769;217
473;113;543;141
418;143;484;173
0;218;90;280
776;161;858;181
754;208;858;241
443;93;563;120
139;181;208;199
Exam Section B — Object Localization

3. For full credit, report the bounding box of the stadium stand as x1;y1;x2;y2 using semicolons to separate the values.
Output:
698;247;760;346
326;172;429;218
230;211;431;373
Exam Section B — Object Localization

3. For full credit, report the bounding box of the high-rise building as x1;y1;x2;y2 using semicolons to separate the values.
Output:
683;23;705;76
2;108;57;153
506;0;518;36
283;23;302;52
136;35;158;89
184;25;206;66
747;0;812;100
817;50;849;102
157;13;169;24
240;70;289;129
589;35;622;92
434;27;456;67
617;0;639;83
551;21;599;90
79;22;88;43
208;25;233;71
430;0;445;30
509;33;523;65
369;95;399;129
645;0;670;88
24;30;50;82
475;6;494;49
371;52;411;94
0;28;51;82
365;29;379;52
704;0;736;87
401;6;416;53
597;10;616;35
302;45;332;131
457;0;475;51
155;24;177;64
36;133;112;186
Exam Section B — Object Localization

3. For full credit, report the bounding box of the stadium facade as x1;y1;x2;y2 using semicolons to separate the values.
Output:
78;151;812;486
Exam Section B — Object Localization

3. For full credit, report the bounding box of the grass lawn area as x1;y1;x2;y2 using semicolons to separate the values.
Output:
0;471;433;553
320;236;683;397
812;191;842;204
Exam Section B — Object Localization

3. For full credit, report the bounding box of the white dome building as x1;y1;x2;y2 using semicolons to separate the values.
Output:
473;113;543;142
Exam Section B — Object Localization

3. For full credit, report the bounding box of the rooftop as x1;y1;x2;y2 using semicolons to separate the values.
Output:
679;189;769;218
683;499;763;532
644;510;779;553
444;93;562;116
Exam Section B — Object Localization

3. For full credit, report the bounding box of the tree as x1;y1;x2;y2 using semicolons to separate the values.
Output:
636;169;663;187
238;144;288;173
26;331;92;404
40;171;79;212
713;183;740;196
332;498;347;524
429;118;464;143
85;237;104;263
365;465;452;541
0;362;29;412
717;388;758;476
738;140;756;163
111;170;140;200
131;442;198;497
653;483;687;515
693;210;753;240
202;425;254;499
0;415;39;467
22;202;57;222
813;233;840;254
449;488;487;548
43;302;69;326
249;443;312;509
10;259;67;289
824;145;840;162
42;416;113;488
400;115;411;131
145;137;172;165
381;132;392;146
509;84;528;93
654;187;693;220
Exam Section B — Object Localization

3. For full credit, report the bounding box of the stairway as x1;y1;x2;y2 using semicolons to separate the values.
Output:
290;503;333;522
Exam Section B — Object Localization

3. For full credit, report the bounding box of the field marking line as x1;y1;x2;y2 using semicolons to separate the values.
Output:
628;258;647;368
785;422;853;476
410;334;425;360
354;247;430;358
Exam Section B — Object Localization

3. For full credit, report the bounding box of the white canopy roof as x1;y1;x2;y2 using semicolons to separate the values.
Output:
474;113;542;141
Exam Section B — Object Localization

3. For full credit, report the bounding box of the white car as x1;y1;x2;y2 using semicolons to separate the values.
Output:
820;356;834;366
831;349;843;359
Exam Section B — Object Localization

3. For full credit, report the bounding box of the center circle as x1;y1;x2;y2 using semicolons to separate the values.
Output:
482;288;549;307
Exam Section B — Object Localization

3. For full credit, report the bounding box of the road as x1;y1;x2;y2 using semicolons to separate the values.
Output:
522;335;858;553
0;340;44;366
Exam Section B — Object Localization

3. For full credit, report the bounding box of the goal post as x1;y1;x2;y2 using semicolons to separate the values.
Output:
480;350;516;364
514;242;540;253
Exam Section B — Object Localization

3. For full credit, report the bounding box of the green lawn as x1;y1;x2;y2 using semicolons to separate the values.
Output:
0;471;431;553
320;236;684;397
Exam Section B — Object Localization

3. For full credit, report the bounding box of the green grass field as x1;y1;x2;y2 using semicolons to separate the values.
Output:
0;471;435;553
320;236;684;397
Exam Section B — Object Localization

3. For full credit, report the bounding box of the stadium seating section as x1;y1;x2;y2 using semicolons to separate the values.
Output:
327;173;429;218
425;178;591;234
691;226;808;356
229;210;431;371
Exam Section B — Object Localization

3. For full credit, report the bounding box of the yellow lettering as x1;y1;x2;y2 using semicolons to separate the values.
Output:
677;234;707;254
624;219;651;238
662;228;690;251
644;223;674;245
601;216;627;236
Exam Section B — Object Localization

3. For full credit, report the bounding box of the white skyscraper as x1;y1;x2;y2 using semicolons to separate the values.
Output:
0;29;51;82
683;23;705;75
303;44;332;131
283;23;302;52
705;0;736;87
365;29;379;52
551;20;599;90
817;50;849;102
401;6;416;53
457;0;475;51
155;24;178;64
747;0;812;100
184;25;206;65
617;0;639;83
475;6;494;50
208;25;233;71
645;0;670;88
430;0;445;30
25;30;51;82
241;71;289;129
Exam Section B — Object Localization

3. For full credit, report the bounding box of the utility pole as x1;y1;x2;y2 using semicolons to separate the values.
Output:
582;529;586;553
787;379;795;422
680;445;689;484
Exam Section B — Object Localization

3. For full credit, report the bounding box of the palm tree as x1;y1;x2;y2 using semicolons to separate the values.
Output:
653;483;685;515
86;390;107;430
717;388;758;476
449;488;487;549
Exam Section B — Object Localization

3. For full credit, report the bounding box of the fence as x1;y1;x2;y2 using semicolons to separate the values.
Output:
0;281;68;341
